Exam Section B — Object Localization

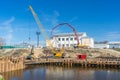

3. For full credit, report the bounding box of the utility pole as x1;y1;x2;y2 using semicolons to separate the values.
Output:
36;32;40;47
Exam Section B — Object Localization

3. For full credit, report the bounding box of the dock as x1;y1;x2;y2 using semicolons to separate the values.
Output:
0;57;120;73
24;57;120;69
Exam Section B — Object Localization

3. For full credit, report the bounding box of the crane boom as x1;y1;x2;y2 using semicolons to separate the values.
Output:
29;5;64;57
29;6;53;49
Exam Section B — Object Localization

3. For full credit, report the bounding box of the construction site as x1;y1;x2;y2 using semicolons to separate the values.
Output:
0;6;120;63
0;5;120;68
0;1;120;80
0;5;120;59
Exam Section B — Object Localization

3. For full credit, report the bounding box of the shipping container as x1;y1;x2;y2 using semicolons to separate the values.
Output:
77;54;86;60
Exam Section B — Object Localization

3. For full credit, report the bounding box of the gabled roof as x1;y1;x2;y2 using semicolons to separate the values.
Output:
53;32;87;37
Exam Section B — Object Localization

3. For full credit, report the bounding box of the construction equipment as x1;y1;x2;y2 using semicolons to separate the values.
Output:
29;5;64;58
26;45;34;60
51;23;89;48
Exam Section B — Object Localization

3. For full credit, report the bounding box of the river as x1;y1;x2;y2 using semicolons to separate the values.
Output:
1;65;120;80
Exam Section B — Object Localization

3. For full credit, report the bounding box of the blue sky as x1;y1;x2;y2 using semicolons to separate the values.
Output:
0;0;120;45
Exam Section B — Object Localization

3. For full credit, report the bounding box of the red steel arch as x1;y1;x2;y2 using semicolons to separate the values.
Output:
51;23;80;45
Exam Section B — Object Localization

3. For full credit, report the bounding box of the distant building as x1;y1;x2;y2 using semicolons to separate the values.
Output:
46;32;94;48
94;44;109;49
108;42;120;48
94;41;109;49
94;41;120;49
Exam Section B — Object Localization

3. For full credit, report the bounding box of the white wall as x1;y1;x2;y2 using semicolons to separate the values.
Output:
94;44;109;49
109;44;120;48
46;33;94;48
81;38;94;48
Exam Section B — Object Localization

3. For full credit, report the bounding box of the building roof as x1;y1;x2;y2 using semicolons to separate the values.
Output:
53;32;87;37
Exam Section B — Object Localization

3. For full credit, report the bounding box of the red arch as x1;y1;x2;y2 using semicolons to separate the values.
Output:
51;23;80;45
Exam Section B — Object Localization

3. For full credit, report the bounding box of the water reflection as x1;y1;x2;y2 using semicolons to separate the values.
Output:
2;66;120;80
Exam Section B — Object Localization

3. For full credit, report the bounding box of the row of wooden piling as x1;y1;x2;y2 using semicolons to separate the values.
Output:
1;57;120;73
24;58;120;69
0;57;25;73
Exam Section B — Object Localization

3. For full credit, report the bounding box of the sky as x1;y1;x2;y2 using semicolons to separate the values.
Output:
0;0;120;45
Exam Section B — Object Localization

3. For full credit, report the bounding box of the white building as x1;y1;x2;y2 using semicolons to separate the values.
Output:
94;44;109;49
94;42;120;49
46;32;94;48
109;42;120;48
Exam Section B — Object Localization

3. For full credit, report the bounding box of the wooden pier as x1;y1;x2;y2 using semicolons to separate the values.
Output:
0;57;120;73
24;57;120;69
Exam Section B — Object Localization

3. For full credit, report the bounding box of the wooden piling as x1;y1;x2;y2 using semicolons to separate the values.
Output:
0;57;25;73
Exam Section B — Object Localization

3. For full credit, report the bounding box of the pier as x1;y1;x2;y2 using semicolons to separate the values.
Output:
24;57;120;69
0;57;120;73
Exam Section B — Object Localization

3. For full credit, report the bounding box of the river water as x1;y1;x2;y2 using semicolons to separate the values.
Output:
2;66;120;80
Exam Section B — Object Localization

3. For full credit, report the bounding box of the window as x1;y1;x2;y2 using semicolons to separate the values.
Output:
66;44;69;47
70;38;73;40
58;38;61;41
66;38;69;41
62;44;65;47
62;38;65;41
58;44;61;47
74;37;77;40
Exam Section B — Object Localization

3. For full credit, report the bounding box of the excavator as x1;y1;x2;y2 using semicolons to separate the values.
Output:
29;6;64;58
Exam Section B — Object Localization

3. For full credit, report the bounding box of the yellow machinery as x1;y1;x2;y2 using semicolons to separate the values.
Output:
29;6;64;58
76;44;89;49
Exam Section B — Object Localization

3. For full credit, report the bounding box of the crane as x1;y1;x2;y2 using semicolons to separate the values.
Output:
51;23;89;48
29;5;64;57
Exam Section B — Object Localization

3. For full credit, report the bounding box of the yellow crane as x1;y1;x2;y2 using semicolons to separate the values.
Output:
29;5;64;58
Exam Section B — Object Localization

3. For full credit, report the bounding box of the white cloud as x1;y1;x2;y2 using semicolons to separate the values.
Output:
2;17;15;26
0;17;15;44
104;31;120;41
41;10;60;26
13;27;37;32
45;29;60;34
70;16;78;23
7;34;12;40
54;11;60;16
